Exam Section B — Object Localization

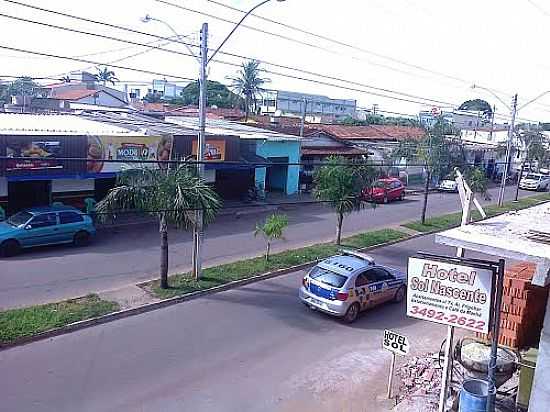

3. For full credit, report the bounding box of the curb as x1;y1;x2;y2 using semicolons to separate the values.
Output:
0;231;422;351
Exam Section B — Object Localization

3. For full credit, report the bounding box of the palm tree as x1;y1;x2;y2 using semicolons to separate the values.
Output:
254;214;288;261
95;67;119;86
60;75;71;83
95;165;222;288
226;60;270;121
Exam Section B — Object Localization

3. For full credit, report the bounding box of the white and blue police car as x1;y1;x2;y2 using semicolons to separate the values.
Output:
299;250;407;323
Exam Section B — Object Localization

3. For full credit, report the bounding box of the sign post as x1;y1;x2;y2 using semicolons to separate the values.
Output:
383;330;410;399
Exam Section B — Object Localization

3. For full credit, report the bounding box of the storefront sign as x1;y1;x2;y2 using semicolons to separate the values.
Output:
6;139;63;171
87;135;173;173
383;330;410;356
192;140;226;161
407;257;494;333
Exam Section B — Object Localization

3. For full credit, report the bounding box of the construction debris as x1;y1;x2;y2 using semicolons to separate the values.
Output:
395;353;442;411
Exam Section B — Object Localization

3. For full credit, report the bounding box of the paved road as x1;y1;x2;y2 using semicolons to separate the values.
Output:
1;233;503;412
0;187;535;309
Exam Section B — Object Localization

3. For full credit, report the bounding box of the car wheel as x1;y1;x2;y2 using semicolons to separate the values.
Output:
73;231;90;247
393;286;406;303
0;239;20;257
398;192;405;201
342;303;360;324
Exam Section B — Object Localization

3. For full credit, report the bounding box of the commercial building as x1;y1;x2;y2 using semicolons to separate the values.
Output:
165;116;302;195
419;108;490;130
258;90;356;123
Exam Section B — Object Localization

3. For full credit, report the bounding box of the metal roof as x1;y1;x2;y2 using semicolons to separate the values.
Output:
0;113;136;136
435;202;550;287
165;116;301;142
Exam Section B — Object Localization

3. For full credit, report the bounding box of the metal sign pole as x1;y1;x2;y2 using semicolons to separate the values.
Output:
387;352;396;399
486;259;505;412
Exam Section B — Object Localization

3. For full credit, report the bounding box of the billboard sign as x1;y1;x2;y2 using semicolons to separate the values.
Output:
192;139;226;161
6;139;63;171
87;135;173;174
407;257;494;333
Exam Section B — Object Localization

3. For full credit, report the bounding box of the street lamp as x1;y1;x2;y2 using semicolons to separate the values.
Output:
144;0;286;280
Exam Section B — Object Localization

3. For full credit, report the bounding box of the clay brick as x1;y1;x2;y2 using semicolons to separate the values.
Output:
501;295;513;305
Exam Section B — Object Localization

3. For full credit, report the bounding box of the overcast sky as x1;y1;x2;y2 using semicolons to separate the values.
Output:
1;0;550;122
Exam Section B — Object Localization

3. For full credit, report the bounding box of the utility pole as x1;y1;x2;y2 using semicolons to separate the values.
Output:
300;98;307;137
192;22;208;280
497;94;518;207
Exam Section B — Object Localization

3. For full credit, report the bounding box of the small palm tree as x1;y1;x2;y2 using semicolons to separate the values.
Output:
254;214;288;261
60;75;71;83
95;66;119;86
95;165;222;288
226;60;270;121
314;156;377;245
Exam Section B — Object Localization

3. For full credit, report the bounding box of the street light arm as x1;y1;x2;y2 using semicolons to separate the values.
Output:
518;90;550;111
471;84;511;111
143;15;200;62
207;0;273;64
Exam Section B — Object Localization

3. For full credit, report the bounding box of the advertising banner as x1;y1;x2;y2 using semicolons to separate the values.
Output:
87;135;173;174
192;139;226;161
6;138;63;171
407;257;494;333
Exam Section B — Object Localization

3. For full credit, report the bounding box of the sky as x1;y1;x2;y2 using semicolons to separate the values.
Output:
1;0;550;122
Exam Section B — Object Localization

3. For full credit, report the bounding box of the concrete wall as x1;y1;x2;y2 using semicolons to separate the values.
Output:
530;296;550;409
255;140;300;195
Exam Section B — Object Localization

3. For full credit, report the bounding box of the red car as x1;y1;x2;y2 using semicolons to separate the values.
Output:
363;178;405;203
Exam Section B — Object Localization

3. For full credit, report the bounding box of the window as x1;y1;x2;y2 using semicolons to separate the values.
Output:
59;211;84;224
29;213;57;228
309;266;348;288
355;274;369;287
371;268;394;282
6;211;32;227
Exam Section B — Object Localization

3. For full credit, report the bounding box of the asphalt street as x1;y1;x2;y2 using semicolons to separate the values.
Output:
0;233;500;412
0;186;535;309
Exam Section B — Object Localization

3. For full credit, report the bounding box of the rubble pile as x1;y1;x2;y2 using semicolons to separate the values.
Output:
396;354;442;409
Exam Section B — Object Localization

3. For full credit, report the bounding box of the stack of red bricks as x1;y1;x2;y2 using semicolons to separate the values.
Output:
476;262;549;349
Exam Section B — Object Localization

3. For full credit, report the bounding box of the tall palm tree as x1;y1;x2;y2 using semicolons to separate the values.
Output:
226;60;270;121
95;165;222;288
95;66;119;86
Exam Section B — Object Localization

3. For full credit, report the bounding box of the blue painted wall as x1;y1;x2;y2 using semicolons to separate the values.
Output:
255;140;300;195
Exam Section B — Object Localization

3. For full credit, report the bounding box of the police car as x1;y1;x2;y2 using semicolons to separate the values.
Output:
299;250;407;323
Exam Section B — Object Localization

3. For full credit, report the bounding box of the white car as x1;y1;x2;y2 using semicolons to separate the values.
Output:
438;179;458;193
519;173;550;191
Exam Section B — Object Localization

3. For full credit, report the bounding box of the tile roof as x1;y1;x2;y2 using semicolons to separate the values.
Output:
50;89;99;101
301;147;368;156
314;124;426;141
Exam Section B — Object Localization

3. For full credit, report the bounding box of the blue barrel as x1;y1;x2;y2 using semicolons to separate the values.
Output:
459;379;489;412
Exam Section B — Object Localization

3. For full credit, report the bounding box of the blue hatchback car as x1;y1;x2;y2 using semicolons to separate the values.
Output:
0;206;96;257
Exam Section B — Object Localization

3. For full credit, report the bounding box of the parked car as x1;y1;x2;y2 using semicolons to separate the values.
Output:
363;177;405;203
299;250;407;323
0;205;96;257
438;179;459;193
519;173;550;191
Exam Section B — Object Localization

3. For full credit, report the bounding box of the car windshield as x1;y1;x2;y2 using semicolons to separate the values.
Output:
6;211;33;227
525;174;541;180
374;181;387;188
309;266;348;288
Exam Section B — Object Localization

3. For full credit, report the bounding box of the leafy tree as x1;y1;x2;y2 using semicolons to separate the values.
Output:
95;166;222;287
314;156;377;245
5;76;39;98
458;99;493;117
466;167;490;200
226;60;270;121
143;92;163;103
254;214;288;261
176;80;243;108
95;67;118;86
339;115;420;127
518;130;550;168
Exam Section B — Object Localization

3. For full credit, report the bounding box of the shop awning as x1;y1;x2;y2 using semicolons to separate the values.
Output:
205;153;271;171
435;201;550;287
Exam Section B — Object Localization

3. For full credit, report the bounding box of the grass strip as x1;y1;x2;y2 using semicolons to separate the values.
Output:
146;228;408;300
0;294;119;345
403;192;550;233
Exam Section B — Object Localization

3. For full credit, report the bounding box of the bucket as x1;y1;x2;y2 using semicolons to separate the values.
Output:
459;379;489;412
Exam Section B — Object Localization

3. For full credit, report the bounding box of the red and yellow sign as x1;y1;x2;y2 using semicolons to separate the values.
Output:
192;139;226;161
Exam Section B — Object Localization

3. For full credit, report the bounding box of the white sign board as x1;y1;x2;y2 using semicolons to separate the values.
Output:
383;330;410;356
407;257;494;333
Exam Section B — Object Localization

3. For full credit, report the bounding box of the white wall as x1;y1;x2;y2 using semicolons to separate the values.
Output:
0;177;7;197
51;179;94;193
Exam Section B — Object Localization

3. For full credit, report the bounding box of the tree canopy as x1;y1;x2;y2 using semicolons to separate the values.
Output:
339;115;420;127
171;80;242;108
458;99;493;117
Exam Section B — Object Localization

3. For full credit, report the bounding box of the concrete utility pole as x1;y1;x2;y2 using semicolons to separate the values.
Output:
191;22;209;280
300;98;307;137
497;94;518;207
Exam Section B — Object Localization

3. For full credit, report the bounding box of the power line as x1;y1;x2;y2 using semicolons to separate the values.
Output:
0;45;196;82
